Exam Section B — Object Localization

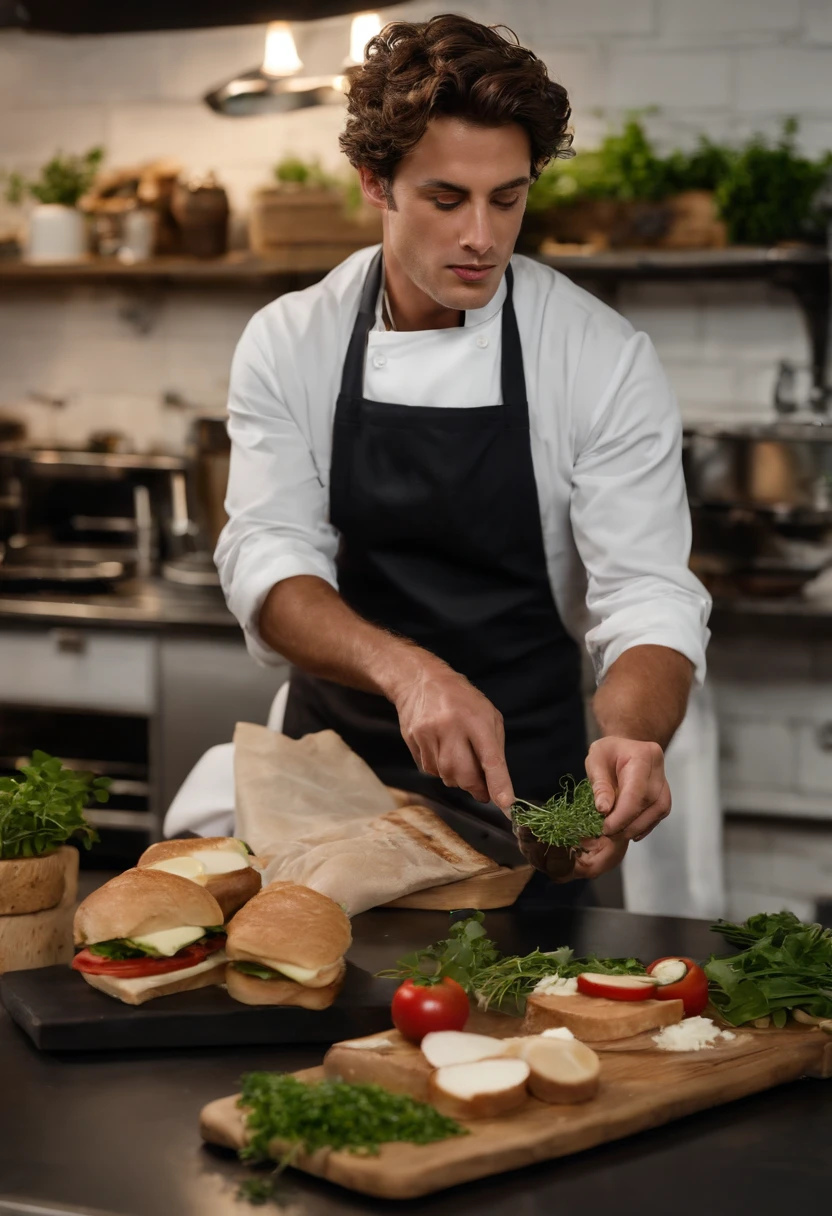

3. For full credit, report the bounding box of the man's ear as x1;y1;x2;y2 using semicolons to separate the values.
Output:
359;167;392;212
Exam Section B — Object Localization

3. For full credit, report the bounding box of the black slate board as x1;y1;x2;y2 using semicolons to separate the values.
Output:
0;961;399;1051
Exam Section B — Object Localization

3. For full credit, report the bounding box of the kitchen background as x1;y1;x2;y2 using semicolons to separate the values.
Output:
0;0;830;921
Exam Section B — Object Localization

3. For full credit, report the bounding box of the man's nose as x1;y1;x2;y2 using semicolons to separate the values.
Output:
459;204;495;256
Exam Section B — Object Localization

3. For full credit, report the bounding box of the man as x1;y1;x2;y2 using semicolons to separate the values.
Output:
216;15;711;895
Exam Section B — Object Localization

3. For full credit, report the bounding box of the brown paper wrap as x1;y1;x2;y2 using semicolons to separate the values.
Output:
233;723;497;915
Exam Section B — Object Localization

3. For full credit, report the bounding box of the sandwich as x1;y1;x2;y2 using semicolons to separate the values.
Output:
137;836;262;919
225;881;351;1009
72;867;227;1005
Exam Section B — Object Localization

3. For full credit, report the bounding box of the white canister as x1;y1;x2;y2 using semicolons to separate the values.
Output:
26;204;88;262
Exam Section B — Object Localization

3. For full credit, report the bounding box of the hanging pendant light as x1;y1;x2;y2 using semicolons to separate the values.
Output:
347;12;381;65
205;20;345;117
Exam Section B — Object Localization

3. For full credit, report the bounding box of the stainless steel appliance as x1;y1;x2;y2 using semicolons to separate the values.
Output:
684;419;832;596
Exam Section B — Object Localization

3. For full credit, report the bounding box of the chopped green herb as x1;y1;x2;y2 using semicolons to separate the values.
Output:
706;911;832;1026
0;749;108;860
237;1073;466;1166
379;912;646;1012
511;777;605;852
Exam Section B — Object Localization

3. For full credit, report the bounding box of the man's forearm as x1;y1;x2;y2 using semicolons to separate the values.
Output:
258;574;429;700
258;574;514;806
592;644;693;750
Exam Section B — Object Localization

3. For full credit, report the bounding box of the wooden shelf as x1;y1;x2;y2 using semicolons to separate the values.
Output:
0;246;374;286
0;244;827;285
1;242;828;396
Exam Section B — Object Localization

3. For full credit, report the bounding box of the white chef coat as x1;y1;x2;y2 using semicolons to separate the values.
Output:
215;244;711;681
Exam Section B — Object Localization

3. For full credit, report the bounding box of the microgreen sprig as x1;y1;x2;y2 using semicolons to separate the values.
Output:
511;777;605;852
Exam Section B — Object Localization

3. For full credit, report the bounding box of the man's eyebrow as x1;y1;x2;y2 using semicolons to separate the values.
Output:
419;176;531;193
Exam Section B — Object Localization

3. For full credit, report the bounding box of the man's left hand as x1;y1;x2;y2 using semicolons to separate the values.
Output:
586;735;672;842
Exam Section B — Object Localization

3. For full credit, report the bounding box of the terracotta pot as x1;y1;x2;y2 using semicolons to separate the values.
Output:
0;848;68;914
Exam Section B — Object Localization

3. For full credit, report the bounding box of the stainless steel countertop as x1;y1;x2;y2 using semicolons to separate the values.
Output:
0;576;238;633
0;577;830;635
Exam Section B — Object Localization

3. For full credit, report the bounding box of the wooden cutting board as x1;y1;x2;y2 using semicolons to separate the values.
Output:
200;1016;832;1199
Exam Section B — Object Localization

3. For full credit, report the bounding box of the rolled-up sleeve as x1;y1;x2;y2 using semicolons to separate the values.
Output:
571;329;711;685
214;313;339;666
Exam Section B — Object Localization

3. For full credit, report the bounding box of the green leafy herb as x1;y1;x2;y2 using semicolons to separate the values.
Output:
88;939;151;961
705;910;832;1026
0;750;108;860
237;1072;466;1166
5;147;104;207
87;928;222;961
377;911;500;988
237;1177;278;1205
715;119;832;245
379;912;646;1012
511;777;605;852
232;961;282;981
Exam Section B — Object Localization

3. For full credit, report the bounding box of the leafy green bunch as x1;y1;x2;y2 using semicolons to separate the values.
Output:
380;912;646;1013
706;910;832;1027
511;777;605;851
237;1072;466;1166
0;750;108;860
273;155;339;189
6;147;104;208
714;118;832;245
527;116;732;213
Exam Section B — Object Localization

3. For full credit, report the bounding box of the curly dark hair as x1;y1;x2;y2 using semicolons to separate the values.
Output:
340;13;574;186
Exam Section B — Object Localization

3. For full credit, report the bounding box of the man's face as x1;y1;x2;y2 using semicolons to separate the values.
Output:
368;116;531;312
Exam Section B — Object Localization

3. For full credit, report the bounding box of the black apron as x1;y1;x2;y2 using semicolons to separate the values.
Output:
283;251;591;907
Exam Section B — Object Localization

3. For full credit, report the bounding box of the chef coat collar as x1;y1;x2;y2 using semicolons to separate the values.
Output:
372;255;508;332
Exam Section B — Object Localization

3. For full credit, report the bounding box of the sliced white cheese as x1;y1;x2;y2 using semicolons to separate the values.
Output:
533;974;579;997
148;857;208;883
128;925;206;957
269;959;327;984
104;951;226;997
541;1026;576;1041
339;1036;395;1050
191;848;250;875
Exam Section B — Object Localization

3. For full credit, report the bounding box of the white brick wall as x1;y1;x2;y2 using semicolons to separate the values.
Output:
1;0;831;442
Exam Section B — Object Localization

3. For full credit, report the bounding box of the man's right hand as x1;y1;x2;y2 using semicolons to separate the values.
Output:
390;658;515;811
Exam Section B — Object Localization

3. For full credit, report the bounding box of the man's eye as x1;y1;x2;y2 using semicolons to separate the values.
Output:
433;197;461;210
494;196;520;209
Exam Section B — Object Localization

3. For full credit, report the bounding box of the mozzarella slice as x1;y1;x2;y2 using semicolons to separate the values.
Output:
269;959;329;985
103;951;226;998
128;925;207;956
190;849;250;875
148;857;208;883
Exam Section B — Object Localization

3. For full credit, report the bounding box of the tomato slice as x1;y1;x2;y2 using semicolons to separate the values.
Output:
646;956;709;1017
72;934;225;978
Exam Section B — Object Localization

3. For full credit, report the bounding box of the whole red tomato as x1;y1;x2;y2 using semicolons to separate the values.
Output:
646;956;709;1018
391;977;470;1043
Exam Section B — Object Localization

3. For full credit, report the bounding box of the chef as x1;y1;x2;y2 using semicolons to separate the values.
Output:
214;14;711;897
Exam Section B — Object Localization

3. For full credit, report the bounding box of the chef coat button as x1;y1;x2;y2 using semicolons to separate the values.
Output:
475;335;489;348
373;353;387;368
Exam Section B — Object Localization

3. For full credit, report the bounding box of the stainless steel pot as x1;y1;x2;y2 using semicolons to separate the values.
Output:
683;422;832;512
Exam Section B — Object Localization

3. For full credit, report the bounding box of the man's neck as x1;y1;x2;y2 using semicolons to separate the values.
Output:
382;246;462;332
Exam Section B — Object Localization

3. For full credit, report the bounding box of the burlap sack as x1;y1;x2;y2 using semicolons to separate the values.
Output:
233;723;496;915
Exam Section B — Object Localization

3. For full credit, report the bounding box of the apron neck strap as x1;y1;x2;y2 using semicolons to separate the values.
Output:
338;249;527;410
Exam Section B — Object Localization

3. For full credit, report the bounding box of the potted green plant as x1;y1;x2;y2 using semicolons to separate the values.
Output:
6;146;104;262
0;750;107;916
249;155;381;253
715;118;832;246
523;117;732;251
